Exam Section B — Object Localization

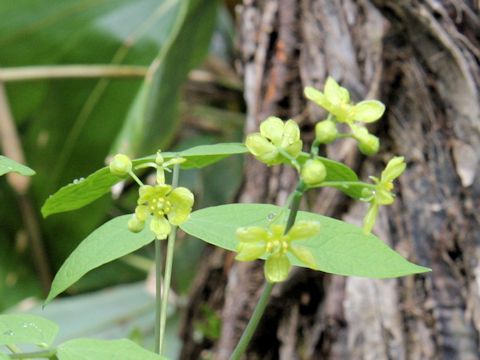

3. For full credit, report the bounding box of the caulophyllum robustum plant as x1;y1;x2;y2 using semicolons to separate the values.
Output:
1;77;430;360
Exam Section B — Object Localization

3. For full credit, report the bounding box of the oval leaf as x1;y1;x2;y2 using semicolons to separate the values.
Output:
46;215;155;304
57;338;166;360
180;204;431;279
0;314;58;347
41;143;247;217
0;156;35;176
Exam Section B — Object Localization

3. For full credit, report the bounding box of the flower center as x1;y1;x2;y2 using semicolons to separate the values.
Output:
266;238;289;255
148;197;172;217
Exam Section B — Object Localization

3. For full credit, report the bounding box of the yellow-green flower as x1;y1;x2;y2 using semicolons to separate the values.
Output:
128;184;194;239
304;77;385;124
305;78;385;155
362;156;406;234
235;221;320;283
245;117;302;166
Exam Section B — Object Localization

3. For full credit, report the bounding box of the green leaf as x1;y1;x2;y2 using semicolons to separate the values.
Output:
57;338;167;360
180;204;431;278
0;314;58;347
352;100;385;123
41;143;247;217
0;156;35;176
176;142;248;169
41;168;118;218
46;215;155;304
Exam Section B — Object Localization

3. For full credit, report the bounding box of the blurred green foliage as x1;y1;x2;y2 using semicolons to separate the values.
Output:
0;0;245;313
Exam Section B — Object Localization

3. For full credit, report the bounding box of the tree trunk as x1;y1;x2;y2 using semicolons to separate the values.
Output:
180;1;480;359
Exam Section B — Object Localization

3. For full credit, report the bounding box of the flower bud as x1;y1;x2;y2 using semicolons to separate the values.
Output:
315;120;338;144
358;134;379;156
128;215;144;233
301;159;327;186
155;152;164;165
109;154;132;177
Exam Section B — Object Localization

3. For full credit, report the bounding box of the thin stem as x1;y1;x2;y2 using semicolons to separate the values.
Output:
229;282;274;360
154;238;163;354
285;181;305;233
128;170;144;187
158;163;180;355
0;65;147;82
9;348;56;359
310;139;320;158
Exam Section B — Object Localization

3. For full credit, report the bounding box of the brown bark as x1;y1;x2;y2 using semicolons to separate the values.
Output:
180;0;480;359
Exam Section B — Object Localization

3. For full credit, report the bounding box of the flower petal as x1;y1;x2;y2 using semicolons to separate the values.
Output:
281;120;300;146
284;140;302;159
135;205;150;222
381;156;406;183
150;216;171;240
324;77;349;105
245;133;278;164
260;117;284;144
352;100;385;123
304;86;334;113
288;220;321;240
236;226;268;243
155;184;172;196
236;242;267;262
168;187;194;209
290;244;317;269
375;189;394;205
138;185;154;203
264;254;291;283
167;206;192;226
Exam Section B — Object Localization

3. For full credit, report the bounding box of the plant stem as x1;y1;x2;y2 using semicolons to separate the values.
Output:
285;181;305;233
157;163;181;355
9;348;56;359
229;282;274;360
154;237;163;354
0;65;147;82
230;181;305;359
128;170;144;187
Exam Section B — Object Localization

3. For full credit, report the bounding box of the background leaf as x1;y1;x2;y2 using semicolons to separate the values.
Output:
46;215;155;304
0;156;35;177
57;338;166;360
0;0;220;298
180;204;431;278
0;314;58;347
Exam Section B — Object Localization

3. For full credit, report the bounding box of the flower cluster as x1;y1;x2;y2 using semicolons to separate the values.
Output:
304;77;385;155
245;117;302;166
235;221;320;283
361;156;406;234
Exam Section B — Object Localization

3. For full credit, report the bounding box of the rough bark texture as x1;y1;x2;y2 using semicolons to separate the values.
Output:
180;0;480;359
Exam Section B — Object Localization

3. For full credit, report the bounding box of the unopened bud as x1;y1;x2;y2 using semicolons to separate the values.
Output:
128;215;144;233
315;120;338;144
358;134;379;156
109;154;132;177
301;159;327;186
